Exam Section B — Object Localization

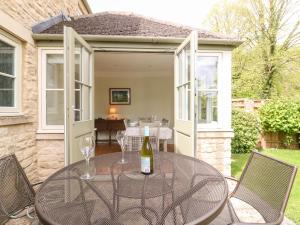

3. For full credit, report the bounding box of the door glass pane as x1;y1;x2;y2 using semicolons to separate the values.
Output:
178;52;183;85
75;53;80;81
178;87;182;119
197;56;218;89
46;54;64;89
187;84;191;120
82;48;90;84
82;85;90;120
0;75;14;107
198;91;217;124
46;90;64;125
75;84;81;121
0;40;14;75
184;44;191;82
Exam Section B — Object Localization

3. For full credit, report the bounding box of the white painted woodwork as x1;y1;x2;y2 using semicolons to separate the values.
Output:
64;26;94;165
174;31;198;157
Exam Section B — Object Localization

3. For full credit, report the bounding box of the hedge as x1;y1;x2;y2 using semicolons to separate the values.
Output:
231;109;261;153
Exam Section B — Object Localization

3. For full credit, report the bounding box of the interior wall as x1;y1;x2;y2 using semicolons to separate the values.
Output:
94;72;174;128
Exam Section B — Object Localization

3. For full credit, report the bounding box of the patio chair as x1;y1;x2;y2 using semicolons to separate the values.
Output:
0;154;42;225
209;151;297;225
156;176;225;225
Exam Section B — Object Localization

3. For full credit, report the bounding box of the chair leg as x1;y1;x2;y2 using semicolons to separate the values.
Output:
172;191;177;225
116;195;120;212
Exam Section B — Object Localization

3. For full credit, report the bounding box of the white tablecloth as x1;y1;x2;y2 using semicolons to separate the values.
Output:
125;127;173;140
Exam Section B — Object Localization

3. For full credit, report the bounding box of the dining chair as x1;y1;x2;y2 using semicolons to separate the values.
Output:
161;118;170;127
209;151;297;225
124;126;160;152
124;135;159;152
0;154;42;225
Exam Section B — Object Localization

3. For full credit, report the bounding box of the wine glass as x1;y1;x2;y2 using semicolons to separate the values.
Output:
116;131;127;164
79;136;95;180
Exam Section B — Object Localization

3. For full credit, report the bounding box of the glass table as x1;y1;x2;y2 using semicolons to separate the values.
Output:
35;152;228;225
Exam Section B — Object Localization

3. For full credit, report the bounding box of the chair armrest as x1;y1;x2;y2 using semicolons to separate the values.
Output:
225;176;239;182
225;176;239;197
31;181;43;187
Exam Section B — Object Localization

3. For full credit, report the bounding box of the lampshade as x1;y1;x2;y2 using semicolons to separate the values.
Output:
109;107;117;114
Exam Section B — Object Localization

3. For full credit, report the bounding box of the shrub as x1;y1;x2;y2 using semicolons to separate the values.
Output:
259;99;300;145
231;109;261;153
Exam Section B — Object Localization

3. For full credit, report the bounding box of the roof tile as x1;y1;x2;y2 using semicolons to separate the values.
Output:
38;12;233;40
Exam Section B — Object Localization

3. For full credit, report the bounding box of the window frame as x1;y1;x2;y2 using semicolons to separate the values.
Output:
196;51;223;130
38;48;64;132
0;30;22;115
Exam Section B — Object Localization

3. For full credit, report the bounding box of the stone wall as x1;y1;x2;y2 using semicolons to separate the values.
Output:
0;0;89;30
36;137;64;181
0;0;89;182
196;131;233;176
0;120;37;181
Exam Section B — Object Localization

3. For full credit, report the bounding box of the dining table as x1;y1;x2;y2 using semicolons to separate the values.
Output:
35;152;228;225
125;126;173;152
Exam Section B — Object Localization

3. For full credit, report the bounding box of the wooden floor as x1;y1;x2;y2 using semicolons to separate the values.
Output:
95;142;174;155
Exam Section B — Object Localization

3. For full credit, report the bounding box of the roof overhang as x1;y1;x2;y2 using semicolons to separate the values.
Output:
32;33;243;48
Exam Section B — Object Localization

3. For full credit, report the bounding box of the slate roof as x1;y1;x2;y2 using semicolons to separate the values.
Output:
36;12;234;40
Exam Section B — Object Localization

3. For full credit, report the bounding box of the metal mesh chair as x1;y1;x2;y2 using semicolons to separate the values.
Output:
157;176;226;225
0;154;41;225
209;151;297;225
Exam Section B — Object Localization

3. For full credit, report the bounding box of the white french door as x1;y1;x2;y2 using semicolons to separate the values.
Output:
174;31;198;157
64;27;94;164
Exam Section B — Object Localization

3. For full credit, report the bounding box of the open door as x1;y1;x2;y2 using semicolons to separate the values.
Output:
64;27;94;164
174;31;198;157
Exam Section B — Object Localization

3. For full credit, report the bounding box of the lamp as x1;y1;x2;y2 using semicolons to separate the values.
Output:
108;107;117;120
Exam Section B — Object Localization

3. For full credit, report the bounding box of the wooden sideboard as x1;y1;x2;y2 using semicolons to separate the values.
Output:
94;118;125;144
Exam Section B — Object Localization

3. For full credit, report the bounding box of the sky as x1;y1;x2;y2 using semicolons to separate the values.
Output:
87;0;220;29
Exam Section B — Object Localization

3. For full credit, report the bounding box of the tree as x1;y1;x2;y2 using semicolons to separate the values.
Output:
205;0;300;99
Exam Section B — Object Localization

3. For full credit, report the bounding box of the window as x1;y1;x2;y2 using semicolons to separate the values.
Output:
39;48;89;131
197;53;221;128
0;31;21;113
40;49;64;131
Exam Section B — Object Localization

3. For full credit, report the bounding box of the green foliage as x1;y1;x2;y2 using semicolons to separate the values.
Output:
231;109;261;153
205;0;300;100
259;100;300;144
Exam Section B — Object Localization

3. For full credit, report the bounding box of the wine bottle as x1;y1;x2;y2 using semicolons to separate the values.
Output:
140;126;154;175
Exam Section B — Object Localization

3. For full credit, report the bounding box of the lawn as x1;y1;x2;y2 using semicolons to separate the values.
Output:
232;149;300;225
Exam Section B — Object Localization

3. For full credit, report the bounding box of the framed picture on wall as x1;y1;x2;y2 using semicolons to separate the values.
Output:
109;88;131;105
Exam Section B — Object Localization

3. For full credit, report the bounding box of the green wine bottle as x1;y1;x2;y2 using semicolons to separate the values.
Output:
140;126;154;175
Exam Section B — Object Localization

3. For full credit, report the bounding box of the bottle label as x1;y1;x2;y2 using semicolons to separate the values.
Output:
141;156;151;174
